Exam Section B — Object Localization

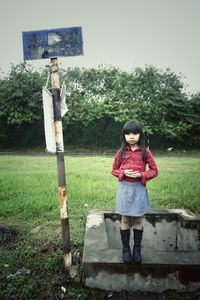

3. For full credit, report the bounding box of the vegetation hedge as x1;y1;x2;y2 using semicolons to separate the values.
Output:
0;63;199;149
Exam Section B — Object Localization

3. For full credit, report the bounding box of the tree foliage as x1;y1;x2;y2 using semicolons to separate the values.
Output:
0;63;45;125
0;63;199;149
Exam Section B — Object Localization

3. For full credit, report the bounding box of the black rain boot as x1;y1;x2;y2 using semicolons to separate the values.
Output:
120;229;133;263
132;228;143;264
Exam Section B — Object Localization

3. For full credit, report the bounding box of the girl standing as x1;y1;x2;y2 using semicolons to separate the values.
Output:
112;120;158;264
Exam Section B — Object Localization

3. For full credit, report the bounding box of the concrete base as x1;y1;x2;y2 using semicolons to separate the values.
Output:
82;209;200;292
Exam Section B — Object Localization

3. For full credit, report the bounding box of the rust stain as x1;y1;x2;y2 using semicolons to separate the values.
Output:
50;58;60;88
63;252;72;268
55;121;62;137
59;186;68;218
55;121;63;151
59;186;66;205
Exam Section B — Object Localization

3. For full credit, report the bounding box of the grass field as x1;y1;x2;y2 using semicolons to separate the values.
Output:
0;155;200;299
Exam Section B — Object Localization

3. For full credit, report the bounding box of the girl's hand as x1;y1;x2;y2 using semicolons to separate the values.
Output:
124;169;133;177
124;170;141;178
131;171;141;178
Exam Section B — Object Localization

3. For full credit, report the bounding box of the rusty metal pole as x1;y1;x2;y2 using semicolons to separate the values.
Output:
50;57;71;268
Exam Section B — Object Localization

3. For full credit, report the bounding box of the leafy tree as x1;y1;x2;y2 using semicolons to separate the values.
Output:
0;63;199;149
0;63;46;147
188;93;200;146
60;65;198;148
0;63;45;125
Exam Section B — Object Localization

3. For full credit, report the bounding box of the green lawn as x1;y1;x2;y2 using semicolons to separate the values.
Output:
0;155;200;299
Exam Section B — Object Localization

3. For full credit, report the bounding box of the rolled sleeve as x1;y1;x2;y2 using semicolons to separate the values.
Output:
111;151;124;181
140;171;147;186
140;150;158;186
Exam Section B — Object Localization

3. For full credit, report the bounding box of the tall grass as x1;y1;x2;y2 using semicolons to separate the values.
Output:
0;155;200;244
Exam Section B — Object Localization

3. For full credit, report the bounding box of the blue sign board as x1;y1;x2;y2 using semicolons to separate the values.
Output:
22;27;83;61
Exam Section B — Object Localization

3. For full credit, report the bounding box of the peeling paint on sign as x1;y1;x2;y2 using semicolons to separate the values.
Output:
23;27;83;60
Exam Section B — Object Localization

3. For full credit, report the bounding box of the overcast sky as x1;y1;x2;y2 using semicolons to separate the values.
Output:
0;0;199;93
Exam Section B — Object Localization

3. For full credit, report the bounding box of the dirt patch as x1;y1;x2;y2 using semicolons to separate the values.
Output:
0;224;18;246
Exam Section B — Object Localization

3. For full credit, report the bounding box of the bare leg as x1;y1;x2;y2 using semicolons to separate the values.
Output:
120;215;131;230
131;216;143;230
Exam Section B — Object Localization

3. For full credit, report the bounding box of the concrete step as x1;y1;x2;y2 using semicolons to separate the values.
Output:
82;209;200;292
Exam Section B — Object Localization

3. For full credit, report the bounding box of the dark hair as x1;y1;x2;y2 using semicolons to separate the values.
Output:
119;120;147;162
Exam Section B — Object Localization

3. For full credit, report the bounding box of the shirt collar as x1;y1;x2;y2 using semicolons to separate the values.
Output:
126;145;141;151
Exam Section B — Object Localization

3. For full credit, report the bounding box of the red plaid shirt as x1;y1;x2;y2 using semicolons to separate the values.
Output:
112;146;158;186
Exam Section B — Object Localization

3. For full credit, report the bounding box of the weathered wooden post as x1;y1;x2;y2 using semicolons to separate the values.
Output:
50;57;71;267
22;27;83;268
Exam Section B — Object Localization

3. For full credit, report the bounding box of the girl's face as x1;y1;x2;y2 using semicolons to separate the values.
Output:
124;132;140;146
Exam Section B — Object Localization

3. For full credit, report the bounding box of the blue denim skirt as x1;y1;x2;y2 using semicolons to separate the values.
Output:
115;181;150;217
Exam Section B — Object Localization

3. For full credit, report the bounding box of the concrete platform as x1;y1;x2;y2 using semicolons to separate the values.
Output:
82;209;200;292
